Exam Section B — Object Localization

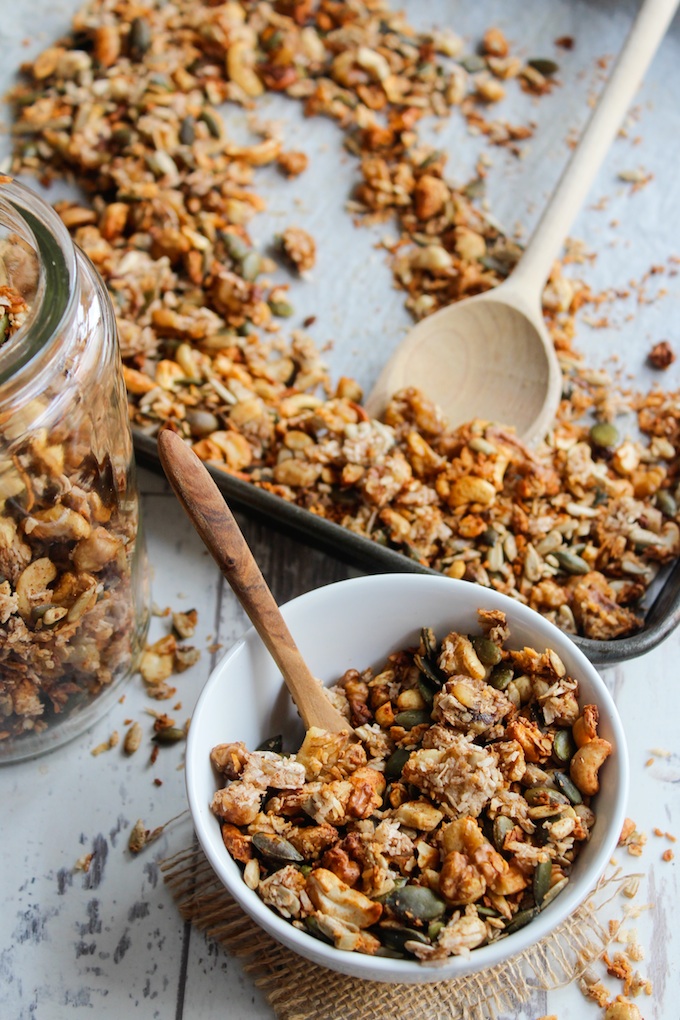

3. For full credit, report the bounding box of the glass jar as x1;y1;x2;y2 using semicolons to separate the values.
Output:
0;178;150;762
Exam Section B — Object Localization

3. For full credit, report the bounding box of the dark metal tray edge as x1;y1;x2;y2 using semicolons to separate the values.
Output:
134;430;680;667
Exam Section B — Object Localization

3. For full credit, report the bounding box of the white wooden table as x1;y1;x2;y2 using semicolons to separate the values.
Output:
2;1;679;1017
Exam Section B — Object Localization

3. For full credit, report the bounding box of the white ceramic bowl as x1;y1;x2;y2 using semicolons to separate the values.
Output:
186;574;629;984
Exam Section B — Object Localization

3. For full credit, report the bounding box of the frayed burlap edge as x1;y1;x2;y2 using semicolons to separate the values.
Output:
161;840;633;1020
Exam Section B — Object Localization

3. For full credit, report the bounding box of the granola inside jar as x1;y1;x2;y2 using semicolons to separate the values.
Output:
0;177;150;762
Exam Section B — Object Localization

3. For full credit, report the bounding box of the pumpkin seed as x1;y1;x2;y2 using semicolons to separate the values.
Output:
476;904;501;917
152;726;185;744
393;709;431;729
504;907;537;935
179;116;196;145
552;728;576;765
472;635;502;666
489;665;514;690
378;921;429;954
492;814;514;851
129;17;151;56
656;489;678;516
524;785;570;807
268;299;294;318
417;675;435;706
589;422;619;449
186;409;220;437
540;875;569;907
303;917;334;945
199;108;223;138
252;832;303;864
0;313;9;345
527;58;559;77
256;734;283;753
385;884;447;924
240;250;262;282
532;859;552;907
375;946;406;959
464;177;486;199
427;918;445;940
553;549;590;575
384;747;411;780
414;652;446;690
554;771;583;805
146;151;178;180
221;231;250;262
460;54;487;72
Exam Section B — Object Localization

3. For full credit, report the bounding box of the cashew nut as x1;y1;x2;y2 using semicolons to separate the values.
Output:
23;506;91;542
304;868;382;928
73;527;123;573
569;737;612;796
572;703;600;747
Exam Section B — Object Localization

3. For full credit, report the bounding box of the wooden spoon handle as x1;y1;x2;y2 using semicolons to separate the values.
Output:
510;0;679;298
157;428;350;734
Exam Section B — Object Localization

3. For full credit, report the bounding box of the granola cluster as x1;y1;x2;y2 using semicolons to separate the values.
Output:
0;420;142;743
210;609;611;961
7;0;680;642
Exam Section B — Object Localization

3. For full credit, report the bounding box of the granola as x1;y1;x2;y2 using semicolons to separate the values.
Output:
210;610;611;961
6;0;680;643
0;182;147;750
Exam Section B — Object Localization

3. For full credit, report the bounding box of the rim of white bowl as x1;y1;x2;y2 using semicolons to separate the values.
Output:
186;574;630;982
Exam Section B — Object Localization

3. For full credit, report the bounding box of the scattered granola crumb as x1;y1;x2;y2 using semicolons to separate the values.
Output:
647;340;675;369
662;848;674;862
172;609;198;640
127;810;186;854
128;818;164;855
621;875;641;899
276;150;309;178
123;721;143;756
619;818;636;844
604;998;643;1020
580;974;610;1007
618;168;654;191
91;731;119;756
74;853;93;873
279;226;317;275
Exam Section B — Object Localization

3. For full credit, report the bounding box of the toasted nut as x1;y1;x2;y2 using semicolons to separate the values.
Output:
124;721;143;755
305;868;382;928
569;737;612;796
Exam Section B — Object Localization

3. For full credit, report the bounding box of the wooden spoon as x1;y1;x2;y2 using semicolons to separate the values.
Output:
158;428;351;734
365;0;679;443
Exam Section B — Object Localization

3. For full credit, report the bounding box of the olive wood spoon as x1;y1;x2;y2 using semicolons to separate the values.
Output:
365;0;679;443
158;428;351;734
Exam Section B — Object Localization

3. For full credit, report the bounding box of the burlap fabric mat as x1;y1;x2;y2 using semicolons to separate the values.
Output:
161;841;630;1020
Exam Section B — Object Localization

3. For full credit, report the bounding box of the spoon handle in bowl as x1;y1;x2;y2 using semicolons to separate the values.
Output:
509;0;679;298
157;428;351;734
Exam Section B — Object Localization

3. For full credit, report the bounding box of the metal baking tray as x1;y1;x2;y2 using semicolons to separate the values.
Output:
134;431;680;666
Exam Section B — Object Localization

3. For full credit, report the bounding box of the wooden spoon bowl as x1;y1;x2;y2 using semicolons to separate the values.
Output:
366;0;679;442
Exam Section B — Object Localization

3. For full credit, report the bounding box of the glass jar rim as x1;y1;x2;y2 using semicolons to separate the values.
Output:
0;177;77;387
